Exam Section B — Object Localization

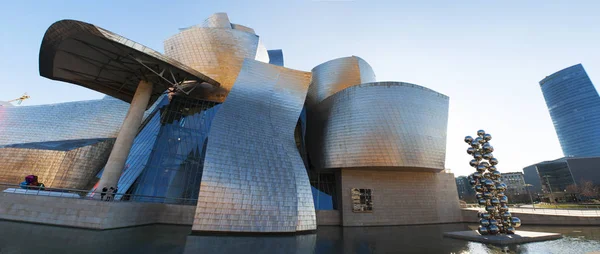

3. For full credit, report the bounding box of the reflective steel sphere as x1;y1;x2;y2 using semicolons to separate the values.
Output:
477;164;487;172
480;219;490;227
506;226;516;234
497;192;506;197
488;225;500;235
483;173;491;179
475;185;484;192
491;171;502;179
477;137;485;144
491;198;500;205
490;158;498;165
511;217;521;228
485;205;496;212
483;191;492;198
500;196;508;204
488;165;497;171
476;193;483;199
480;161;490;167
499;205;509;212
470;159;479;167
477;130;486;137
483;179;494;187
478;226;489;235
483;153;492;160
473;172;482;179
474;153;483;160
464;136;474;144
469;179;477;185
487;184;497;191
478;199;487;206
496;183;506;191
467;147;475;155
482;213;491;219
483;144;493;153
484;133;492;141
471;141;480;148
502;212;511;220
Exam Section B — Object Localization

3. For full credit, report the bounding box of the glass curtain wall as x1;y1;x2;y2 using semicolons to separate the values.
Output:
130;96;220;205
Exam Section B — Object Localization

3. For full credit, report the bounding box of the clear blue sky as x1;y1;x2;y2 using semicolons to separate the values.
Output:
2;0;600;177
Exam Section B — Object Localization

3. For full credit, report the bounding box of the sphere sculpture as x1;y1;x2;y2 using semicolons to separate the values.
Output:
465;130;521;235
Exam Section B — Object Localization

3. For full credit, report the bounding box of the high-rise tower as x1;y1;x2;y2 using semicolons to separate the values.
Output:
540;64;600;157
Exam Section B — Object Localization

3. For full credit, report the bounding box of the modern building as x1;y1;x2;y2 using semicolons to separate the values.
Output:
523;157;600;200
455;176;475;201
540;64;600;157
0;13;461;234
500;172;527;195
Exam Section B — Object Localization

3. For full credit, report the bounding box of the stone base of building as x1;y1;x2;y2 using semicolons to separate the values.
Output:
337;168;463;226
443;230;562;245
0;192;194;230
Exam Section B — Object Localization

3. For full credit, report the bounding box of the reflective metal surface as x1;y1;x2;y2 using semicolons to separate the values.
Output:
194;59;316;233
466;130;521;235
307;82;449;170
306;56;375;106
540;64;600;157
164;13;261;102
0;139;114;190
0;98;131;146
39;20;219;105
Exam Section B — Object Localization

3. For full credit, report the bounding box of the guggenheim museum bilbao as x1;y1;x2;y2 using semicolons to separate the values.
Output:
0;13;460;233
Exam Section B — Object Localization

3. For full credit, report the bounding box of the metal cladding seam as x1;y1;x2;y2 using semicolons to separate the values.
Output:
193;59;316;233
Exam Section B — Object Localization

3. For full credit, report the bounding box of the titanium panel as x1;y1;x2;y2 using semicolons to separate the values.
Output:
0;99;130;146
39;20;219;106
0;139;114;189
164;13;260;101
306;56;375;106
201;13;232;28
193;59;316;233
255;39;270;63
540;64;600;157
267;49;284;67
308;82;449;170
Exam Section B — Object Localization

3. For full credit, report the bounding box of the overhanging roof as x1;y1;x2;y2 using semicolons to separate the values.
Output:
39;19;220;106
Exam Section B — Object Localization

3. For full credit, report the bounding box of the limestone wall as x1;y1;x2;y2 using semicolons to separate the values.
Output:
339;169;462;226
0;192;194;229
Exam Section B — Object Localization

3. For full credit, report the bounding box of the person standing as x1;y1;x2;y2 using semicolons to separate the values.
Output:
101;186;108;201
111;187;118;201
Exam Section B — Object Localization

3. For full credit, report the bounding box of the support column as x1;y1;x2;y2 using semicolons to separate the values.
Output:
97;80;153;190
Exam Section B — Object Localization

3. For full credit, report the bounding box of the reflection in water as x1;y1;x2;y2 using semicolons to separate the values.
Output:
0;221;599;254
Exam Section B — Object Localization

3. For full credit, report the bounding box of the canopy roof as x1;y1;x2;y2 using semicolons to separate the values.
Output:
39;19;220;106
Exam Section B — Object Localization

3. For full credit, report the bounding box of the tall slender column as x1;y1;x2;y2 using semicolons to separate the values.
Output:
97;80;153;190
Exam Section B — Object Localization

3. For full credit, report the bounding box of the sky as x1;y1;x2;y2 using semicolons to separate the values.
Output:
1;0;600;177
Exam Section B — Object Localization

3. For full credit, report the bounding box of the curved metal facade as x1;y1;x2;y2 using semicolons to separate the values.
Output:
193;59;316;233
164;14;260;102
308;82;449;171
540;64;600;157
306;56;375;106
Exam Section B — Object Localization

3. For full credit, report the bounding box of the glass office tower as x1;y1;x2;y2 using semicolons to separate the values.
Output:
540;64;600;157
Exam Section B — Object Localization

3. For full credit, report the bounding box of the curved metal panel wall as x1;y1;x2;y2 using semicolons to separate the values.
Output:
0;99;130;146
308;82;449;170
0;139;114;189
540;64;600;157
306;56;375;106
200;13;231;28
164;17;260;102
193;59;316;233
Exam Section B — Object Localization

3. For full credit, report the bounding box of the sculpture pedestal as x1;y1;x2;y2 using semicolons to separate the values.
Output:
443;230;561;245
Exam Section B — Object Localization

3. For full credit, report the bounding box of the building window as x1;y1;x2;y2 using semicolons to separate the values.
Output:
351;188;373;212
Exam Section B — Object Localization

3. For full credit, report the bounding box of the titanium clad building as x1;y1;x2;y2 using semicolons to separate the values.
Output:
540;64;600;157
0;12;461;234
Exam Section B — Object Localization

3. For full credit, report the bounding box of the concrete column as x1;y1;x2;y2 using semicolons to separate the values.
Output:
97;80;153;190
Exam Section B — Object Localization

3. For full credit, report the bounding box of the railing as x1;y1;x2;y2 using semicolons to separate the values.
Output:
463;203;600;216
0;183;198;206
